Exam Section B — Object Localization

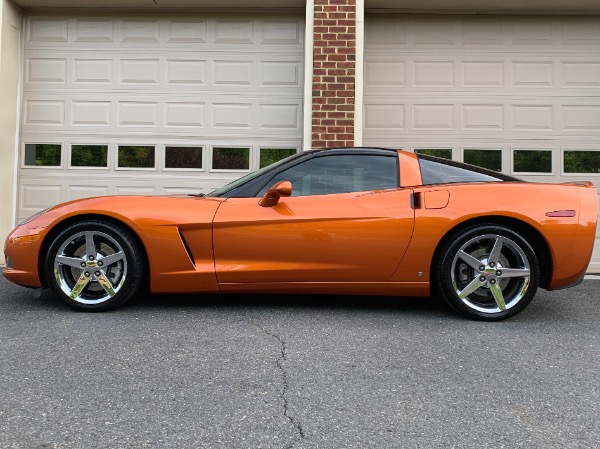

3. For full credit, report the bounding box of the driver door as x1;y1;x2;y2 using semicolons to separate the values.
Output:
212;154;415;284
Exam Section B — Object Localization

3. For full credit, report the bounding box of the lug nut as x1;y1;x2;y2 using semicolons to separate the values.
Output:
84;272;90;277
98;261;103;267
95;271;101;276
479;266;485;271
489;262;495;267
479;276;486;282
496;270;502;276
89;255;94;261
80;262;86;268
490;279;496;285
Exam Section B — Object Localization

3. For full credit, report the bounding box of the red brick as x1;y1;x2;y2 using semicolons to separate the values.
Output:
336;47;355;55
336;90;354;98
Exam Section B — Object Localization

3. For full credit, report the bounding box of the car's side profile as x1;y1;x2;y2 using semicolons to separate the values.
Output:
3;148;598;320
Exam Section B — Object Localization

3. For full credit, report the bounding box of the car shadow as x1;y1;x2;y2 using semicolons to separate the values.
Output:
126;291;453;317
3;277;580;324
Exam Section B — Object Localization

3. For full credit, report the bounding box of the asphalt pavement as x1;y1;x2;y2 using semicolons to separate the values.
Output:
0;274;599;449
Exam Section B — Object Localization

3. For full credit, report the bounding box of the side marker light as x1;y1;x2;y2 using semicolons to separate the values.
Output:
545;210;576;217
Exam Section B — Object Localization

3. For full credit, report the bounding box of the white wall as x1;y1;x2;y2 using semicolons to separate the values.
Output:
0;0;20;264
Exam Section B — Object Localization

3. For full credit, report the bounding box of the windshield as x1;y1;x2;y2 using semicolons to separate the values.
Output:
206;152;304;197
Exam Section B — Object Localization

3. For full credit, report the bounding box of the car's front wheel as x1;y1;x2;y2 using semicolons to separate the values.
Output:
44;220;145;311
434;224;540;321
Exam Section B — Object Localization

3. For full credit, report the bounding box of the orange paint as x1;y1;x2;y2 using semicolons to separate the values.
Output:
3;151;597;298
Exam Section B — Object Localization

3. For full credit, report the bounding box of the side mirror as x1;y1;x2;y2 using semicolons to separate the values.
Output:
259;181;292;207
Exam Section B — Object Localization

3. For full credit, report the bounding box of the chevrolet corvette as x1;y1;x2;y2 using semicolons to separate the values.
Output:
3;148;598;320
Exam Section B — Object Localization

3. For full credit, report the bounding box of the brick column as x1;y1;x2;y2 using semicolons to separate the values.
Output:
311;0;357;148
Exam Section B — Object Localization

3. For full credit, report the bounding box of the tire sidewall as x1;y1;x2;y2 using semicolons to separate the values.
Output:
44;220;143;312
436;224;540;321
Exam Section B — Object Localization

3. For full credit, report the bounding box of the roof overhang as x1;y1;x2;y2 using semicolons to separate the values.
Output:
12;0;600;12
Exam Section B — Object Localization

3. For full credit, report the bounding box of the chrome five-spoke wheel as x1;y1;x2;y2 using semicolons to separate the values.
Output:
54;230;127;304
45;220;144;311
435;225;540;320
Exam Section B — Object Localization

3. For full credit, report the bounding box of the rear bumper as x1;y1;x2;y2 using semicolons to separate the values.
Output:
548;184;598;290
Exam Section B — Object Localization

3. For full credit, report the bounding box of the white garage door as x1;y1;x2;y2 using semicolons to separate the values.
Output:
18;13;304;222
363;16;600;268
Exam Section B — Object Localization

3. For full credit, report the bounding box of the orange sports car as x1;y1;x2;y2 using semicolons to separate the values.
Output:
3;148;598;320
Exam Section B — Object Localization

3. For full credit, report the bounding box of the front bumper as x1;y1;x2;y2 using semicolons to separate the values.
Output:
3;224;44;288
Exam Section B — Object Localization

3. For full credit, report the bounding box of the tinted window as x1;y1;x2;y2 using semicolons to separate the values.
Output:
258;155;398;196
418;155;519;185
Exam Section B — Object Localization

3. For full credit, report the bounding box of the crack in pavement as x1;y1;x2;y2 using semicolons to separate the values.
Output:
248;315;305;449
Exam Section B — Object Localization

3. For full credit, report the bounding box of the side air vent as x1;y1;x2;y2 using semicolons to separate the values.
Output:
178;229;196;266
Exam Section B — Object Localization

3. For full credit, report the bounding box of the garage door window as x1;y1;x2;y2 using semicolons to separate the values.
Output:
212;147;250;171
117;146;156;169
24;144;61;167
512;149;552;174
71;145;108;168
563;150;600;174
414;148;452;160
165;146;203;170
464;149;502;172
260;148;298;168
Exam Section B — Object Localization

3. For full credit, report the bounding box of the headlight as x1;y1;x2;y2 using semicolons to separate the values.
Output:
20;208;50;226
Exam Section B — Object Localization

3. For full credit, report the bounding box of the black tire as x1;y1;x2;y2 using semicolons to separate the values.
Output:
44;220;145;311
434;224;540;321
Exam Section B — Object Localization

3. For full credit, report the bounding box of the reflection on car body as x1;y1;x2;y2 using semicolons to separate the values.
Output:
4;148;598;320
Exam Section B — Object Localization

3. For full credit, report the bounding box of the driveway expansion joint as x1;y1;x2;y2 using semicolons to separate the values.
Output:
248;315;305;449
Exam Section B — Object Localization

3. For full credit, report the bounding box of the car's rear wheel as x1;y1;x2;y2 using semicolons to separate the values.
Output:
44;220;145;311
434;224;539;321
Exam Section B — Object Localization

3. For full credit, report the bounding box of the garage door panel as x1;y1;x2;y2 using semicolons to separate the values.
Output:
19;13;303;223
365;58;600;95
364;16;600;267
365;99;600;140
26;16;303;48
24;52;304;93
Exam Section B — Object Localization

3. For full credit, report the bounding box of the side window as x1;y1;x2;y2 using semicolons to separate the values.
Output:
418;155;516;185
257;154;398;197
